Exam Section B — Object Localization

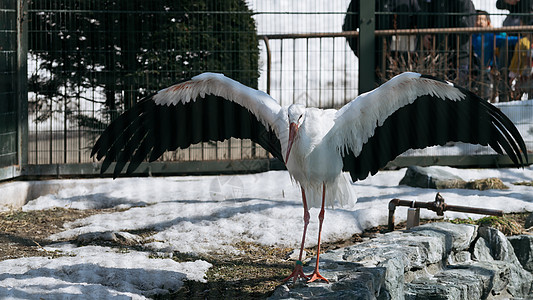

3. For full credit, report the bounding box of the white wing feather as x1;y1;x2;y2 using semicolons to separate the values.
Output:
328;72;466;156
152;73;288;142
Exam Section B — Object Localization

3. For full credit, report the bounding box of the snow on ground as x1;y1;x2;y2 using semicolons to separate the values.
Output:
2;1;529;298
2;165;533;298
0;244;210;299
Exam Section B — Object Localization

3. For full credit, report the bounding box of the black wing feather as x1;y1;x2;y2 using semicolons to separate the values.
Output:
342;82;528;181
92;94;283;177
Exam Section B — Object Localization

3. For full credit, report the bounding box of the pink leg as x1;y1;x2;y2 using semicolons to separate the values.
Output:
283;187;310;282
307;183;329;283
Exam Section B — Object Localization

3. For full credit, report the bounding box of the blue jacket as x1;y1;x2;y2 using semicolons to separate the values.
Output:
472;33;518;67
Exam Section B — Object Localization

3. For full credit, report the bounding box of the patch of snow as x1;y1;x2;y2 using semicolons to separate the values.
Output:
0;244;211;299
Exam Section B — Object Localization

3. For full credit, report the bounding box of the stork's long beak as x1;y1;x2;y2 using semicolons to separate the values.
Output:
285;122;299;163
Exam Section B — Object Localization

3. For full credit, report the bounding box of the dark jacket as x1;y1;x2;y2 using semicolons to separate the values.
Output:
496;0;533;26
343;0;421;55
417;0;475;29
417;0;475;52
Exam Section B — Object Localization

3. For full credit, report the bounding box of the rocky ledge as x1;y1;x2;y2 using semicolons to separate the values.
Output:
270;222;533;300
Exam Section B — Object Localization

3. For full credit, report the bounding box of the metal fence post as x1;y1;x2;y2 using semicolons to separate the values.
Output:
359;0;375;94
17;0;28;173
260;36;271;95
124;0;137;110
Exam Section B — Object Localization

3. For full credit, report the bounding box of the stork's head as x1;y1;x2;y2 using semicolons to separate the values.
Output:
285;104;306;163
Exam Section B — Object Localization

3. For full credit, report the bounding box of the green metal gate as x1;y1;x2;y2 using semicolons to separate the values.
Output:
0;0;27;181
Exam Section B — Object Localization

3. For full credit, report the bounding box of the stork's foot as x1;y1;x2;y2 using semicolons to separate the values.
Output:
307;270;329;283
283;260;309;282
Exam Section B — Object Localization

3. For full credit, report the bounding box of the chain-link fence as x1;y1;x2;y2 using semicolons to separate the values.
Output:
2;0;532;179
27;0;267;166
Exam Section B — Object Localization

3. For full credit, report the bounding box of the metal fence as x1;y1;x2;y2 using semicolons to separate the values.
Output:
0;0;27;180
2;0;533;180
0;1;18;169
26;0;267;168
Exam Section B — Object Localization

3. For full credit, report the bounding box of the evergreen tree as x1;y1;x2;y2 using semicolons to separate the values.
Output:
29;0;259;126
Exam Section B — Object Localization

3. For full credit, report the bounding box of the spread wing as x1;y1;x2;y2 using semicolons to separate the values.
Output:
91;73;287;177
327;72;528;181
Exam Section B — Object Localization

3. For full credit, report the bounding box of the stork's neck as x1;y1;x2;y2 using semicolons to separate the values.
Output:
298;108;335;148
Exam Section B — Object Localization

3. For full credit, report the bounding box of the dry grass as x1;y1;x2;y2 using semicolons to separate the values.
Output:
0;208;99;260
449;214;526;236
435;178;509;190
464;177;509;191
0;206;531;299
379;52;453;83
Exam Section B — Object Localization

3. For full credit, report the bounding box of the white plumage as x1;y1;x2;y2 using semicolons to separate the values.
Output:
154;73;284;135
150;73;465;208
331;73;464;157
92;71;528;283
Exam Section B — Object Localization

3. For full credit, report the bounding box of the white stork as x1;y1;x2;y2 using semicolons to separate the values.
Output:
91;72;528;283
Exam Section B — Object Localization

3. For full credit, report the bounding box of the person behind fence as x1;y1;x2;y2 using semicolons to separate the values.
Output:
471;10;516;102
496;0;533;101
417;0;476;87
343;0;421;86
496;0;533;27
496;0;533;102
508;23;532;100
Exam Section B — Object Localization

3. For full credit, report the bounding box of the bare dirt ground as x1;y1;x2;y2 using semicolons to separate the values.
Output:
0;207;530;299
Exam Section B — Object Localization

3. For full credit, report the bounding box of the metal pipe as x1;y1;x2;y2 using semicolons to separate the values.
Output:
388;193;503;231
257;25;533;40
260;36;271;95
375;25;533;36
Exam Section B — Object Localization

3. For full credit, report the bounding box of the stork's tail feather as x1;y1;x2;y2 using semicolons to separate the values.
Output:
301;174;356;209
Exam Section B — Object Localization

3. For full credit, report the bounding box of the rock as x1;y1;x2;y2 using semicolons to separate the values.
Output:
472;236;494;262
471;227;533;297
398;166;508;191
405;280;464;300
406;260;512;300
525;212;533;229
270;223;533;300
408;222;477;252
286;249;306;261
451;250;472;263
508;235;533;272
377;256;404;300
399;166;466;189
114;231;142;244
268;262;384;300
77;231;141;245
477;226;516;262
467;261;511;296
